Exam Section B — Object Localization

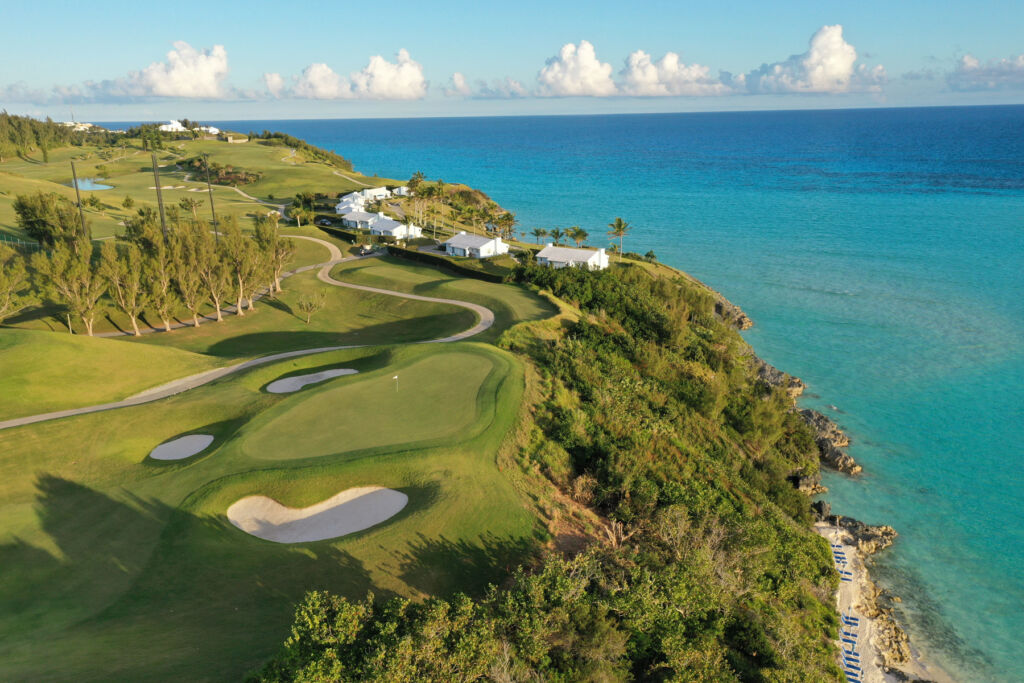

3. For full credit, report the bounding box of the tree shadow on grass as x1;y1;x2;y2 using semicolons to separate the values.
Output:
202;311;474;357
0;474;376;681
395;532;538;599
262;296;295;318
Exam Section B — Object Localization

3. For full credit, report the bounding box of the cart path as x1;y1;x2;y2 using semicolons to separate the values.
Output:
0;235;493;431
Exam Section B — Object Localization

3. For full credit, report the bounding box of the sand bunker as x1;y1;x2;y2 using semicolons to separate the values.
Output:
266;368;358;394
227;486;408;543
149;434;214;460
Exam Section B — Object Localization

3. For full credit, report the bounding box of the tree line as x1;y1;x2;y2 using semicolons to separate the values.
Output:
0;193;294;336
0;112;123;163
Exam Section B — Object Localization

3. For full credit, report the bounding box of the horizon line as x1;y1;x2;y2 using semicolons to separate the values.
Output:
84;101;1024;125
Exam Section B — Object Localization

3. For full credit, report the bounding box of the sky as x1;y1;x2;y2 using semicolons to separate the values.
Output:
2;0;1023;122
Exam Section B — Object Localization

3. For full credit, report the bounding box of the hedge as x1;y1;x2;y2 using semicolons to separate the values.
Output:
385;245;509;283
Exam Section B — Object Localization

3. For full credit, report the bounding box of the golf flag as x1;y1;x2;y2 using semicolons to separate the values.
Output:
393;375;398;379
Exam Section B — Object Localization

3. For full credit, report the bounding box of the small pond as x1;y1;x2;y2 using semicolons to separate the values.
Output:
67;177;113;191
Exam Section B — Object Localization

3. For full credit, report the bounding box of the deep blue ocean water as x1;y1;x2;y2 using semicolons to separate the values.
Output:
170;107;1023;680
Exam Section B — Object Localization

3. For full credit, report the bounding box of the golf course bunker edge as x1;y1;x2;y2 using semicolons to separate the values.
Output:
149;434;215;461
266;368;359;394
226;486;409;543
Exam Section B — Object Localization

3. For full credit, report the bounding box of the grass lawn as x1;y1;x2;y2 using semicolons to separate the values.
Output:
240;346;499;461
129;269;477;357
331;256;558;343
0;342;538;681
0;328;220;419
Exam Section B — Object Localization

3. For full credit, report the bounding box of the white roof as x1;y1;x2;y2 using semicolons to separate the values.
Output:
537;245;603;263
343;211;376;222
445;232;498;249
340;191;363;202
370;215;404;231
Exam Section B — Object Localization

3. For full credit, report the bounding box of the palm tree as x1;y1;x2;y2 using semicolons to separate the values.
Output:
607;217;631;261
530;227;549;244
550;228;564;245
409;170;425;192
498;212;517;240
568;226;589;247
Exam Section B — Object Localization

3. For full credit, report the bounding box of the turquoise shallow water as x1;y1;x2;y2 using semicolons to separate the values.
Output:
196;107;1024;679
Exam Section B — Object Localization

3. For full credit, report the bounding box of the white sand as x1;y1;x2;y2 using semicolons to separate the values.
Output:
227;486;408;543
265;368;358;394
815;523;953;683
149;434;214;460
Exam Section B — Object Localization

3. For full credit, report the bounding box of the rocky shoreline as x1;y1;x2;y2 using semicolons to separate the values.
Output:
742;334;940;681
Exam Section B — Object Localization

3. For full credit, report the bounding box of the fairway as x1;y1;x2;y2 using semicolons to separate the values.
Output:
0;339;540;681
0;328;221;419
241;348;498;460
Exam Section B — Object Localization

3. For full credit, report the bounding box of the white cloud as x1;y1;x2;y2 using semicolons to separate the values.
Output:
292;63;351;99
0;41;230;103
739;25;885;94
537;40;617;96
130;41;229;98
477;77;528;98
444;72;472;97
283;50;426;100
263;72;285;98
619;50;732;96
947;53;1024;91
350;49;426;99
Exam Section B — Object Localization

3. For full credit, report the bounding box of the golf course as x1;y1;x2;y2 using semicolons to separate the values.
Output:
1;117;850;682
0;225;558;679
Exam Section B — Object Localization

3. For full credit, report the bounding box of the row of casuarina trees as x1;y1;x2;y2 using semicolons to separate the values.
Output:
0;211;294;336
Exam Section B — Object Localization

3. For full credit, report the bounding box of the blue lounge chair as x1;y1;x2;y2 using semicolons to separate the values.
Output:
841;637;857;646
841;577;853;582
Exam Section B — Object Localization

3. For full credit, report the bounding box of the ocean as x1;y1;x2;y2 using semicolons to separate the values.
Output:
204;107;1024;680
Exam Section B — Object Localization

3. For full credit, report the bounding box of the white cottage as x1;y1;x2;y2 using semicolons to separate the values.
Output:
335;191;366;214
341;211;377;229
361;186;392;201
536;244;609;270
443;232;510;259
158;120;187;132
392;186;412;197
369;213;422;239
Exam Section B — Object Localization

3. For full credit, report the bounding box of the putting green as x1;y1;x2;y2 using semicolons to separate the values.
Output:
239;348;498;460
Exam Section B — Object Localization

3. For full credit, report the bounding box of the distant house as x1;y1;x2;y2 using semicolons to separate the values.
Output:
335;191;366;214
361;187;391;201
219;134;248;143
158;120;187;132
536;244;609;270
392;186;412;197
197;125;220;135
368;213;422;239
341;211;378;230
443;231;509;259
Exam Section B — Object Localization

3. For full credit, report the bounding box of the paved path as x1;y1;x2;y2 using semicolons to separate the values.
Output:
332;170;373;187
0;236;493;432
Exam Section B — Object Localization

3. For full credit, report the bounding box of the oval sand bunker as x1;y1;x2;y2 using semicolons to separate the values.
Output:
149;434;214;460
266;368;358;394
227;486;408;543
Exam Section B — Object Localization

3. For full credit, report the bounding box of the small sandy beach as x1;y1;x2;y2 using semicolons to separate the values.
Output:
815;522;953;683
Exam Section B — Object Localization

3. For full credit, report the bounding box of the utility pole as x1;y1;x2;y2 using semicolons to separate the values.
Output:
69;160;90;242
151;152;168;239
203;152;218;243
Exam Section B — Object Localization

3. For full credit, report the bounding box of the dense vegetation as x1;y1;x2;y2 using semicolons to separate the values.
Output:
0;112;119;162
0;198;294;335
256;263;840;682
180;155;263;186
249;130;353;171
